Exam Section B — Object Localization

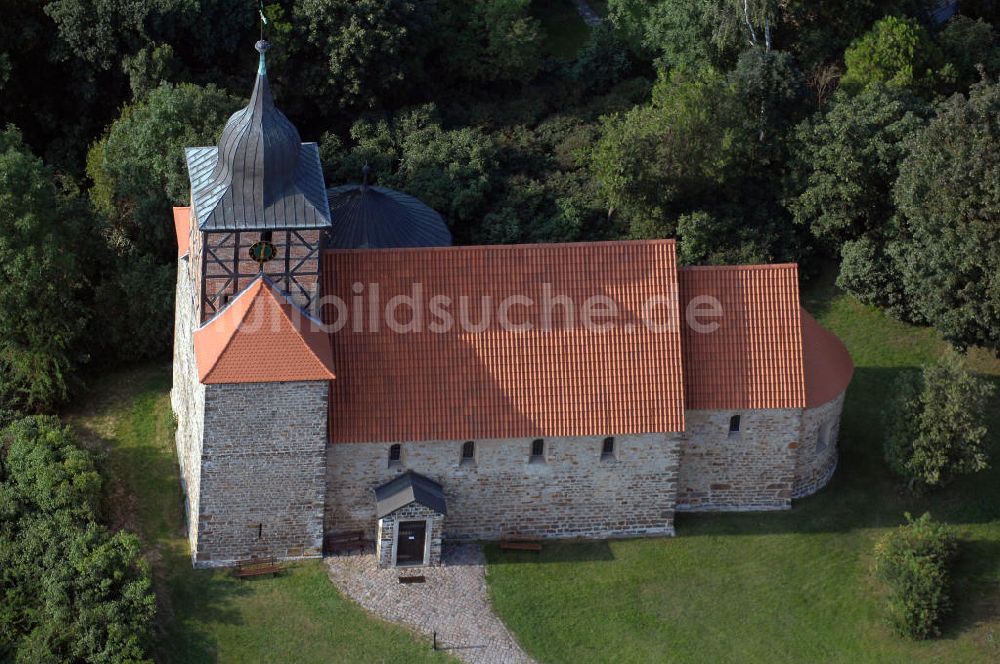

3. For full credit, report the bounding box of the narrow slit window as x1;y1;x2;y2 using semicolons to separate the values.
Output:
817;423;830;452
461;440;475;462
601;437;616;460
530;438;545;462
388;444;402;467
729;415;741;435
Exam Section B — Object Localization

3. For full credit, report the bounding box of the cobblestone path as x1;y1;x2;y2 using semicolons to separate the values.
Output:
326;543;536;664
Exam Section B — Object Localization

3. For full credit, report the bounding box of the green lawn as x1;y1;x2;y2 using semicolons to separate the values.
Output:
66;368;451;664
485;276;1000;663
533;0;601;59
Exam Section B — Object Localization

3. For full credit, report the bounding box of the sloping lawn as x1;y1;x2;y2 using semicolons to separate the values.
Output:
66;367;451;664
485;278;1000;663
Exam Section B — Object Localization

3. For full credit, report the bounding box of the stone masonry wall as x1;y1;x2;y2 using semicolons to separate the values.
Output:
171;247;206;555
326;434;681;541
376;502;444;568
675;409;801;511
793;390;846;499
194;381;329;567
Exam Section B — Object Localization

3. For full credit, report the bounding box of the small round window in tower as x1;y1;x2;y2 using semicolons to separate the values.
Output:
249;240;278;265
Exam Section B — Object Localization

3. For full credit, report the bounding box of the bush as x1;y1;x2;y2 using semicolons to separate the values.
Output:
0;416;155;662
873;513;958;639
883;351;995;490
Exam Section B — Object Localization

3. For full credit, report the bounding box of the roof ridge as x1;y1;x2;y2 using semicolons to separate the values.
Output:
323;238;677;256
678;263;800;272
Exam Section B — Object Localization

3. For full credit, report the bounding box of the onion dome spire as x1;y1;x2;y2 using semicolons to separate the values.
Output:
185;41;331;231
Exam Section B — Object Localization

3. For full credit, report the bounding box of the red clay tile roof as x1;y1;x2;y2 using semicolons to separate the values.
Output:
801;309;854;407
173;207;191;258
322;241;686;443
193;276;335;384
678;265;807;410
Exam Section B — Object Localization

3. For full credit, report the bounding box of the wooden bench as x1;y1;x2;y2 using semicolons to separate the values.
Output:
325;530;368;556
500;537;543;552
234;557;282;579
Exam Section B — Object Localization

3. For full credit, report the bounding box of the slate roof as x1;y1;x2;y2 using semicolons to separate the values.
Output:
193;275;335;384
326;184;452;249
322;241;686;443
678;265;807;410
184;44;331;232
375;472;447;518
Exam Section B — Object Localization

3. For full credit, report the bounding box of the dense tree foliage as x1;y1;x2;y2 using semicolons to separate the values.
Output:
0;416;155;661
0;128;91;412
87;83;240;260
884;352;994;490
590;69;751;238
937;16;1000;92
841;16;943;95
893;81;1000;350
294;0;429;111
434;0;542;85
788;84;930;316
608;0;718;70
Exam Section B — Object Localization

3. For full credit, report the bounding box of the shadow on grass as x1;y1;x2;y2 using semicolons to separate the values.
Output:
800;258;841;321
153;547;256;663
942;537;1000;641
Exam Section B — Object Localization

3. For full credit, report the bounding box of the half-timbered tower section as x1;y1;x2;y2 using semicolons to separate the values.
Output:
183;41;330;322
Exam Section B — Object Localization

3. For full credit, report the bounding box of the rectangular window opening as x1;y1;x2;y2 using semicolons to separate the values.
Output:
729;415;741;436
529;438;545;464
388;443;402;468
601;436;616;460
460;440;476;465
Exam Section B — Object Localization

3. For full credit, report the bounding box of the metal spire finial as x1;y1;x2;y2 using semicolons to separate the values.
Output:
255;39;270;75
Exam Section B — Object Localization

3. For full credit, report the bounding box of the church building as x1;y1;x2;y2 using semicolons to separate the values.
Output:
171;42;853;569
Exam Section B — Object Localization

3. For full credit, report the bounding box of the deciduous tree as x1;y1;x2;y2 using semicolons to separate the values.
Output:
841;16;943;95
0;127;91;412
590;69;751;238
87;82;240;260
894;82;1000;350
884;352;994;490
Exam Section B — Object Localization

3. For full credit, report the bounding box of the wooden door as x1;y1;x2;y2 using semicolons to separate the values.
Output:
395;520;427;566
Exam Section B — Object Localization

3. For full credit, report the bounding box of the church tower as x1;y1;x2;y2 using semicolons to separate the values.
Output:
186;40;330;321
171;41;335;567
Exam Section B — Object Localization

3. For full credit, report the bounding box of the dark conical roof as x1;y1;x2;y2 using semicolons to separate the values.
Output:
185;41;330;231
325;183;452;249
